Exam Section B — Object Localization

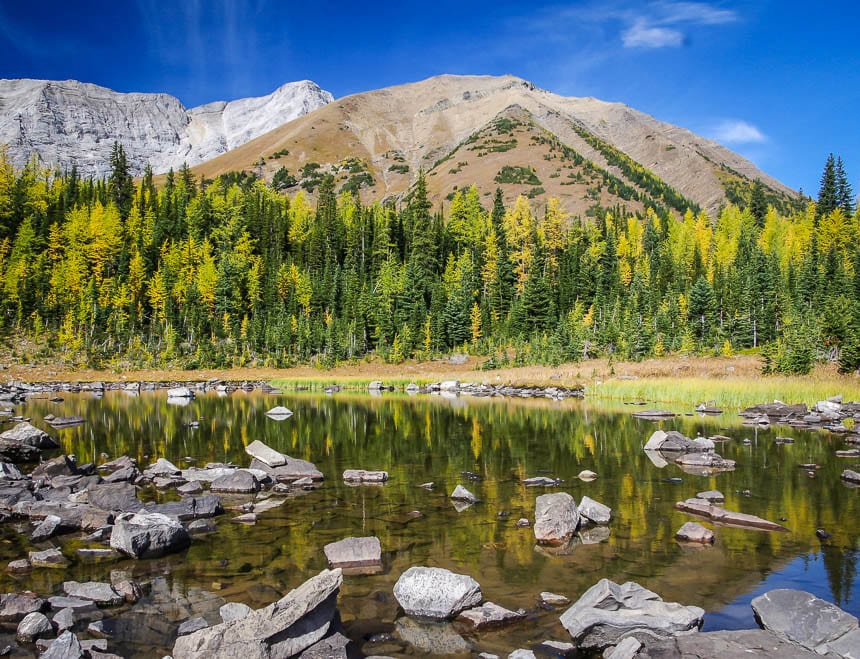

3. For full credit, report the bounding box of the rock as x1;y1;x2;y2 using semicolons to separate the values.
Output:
522;476;559;486
578;495;611;525
210;470;260;493
244;440;286;466
86;482;143;513
299;630;351;658
144;457;182;477
642;628;823;657
579;526;612;544
249;456;324;482
643;430;669;450
40;631;84;659
559;579;704;649
368;381;384;391
0;437;42;462
516;518;530;527
536;640;576;656
188;519;217;534
172;568;342;659
633;410;676;420
167;387;194;399
393;566;482;619
696;490;725;501
440;380;460;392
604;636;642;659
52;607;75;632
534;492;580;546
323;536;382;569
144;495;223;521
751;589;859;654
112;579;143;603
232;513;257;524
30;514;65;542
675;522;715;544
76;548;119;561
103;465;139;483
450;484;479;502
178;617;209;636
46;597;98;613
578;470;598;481
395;616;471;654
6;559;31;572
508;651;537;659
220;602;253;623
264;407;293;420
675;499;789;532
29;548;69;568
457;601;524;629
16;611;53;642
110;511;191;559
0;422;59;449
540;592;570;606
46;416;86;428
0;462;26;481
0;592;47;622
62;581;123;607
177;481;204;495
343;469;388;483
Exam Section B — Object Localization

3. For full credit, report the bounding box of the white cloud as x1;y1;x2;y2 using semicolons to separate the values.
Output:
622;20;684;48
711;119;767;144
654;1;738;25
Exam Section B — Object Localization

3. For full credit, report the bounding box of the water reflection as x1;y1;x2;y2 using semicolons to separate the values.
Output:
0;391;858;656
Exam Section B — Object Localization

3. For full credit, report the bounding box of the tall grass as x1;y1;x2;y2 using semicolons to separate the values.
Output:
588;376;860;411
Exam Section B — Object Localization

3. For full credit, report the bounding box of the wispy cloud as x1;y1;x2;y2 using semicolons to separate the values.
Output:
710;119;767;144
622;19;684;48
622;1;739;49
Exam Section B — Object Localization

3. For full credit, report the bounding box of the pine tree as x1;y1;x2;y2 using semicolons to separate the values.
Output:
108;142;134;219
749;179;767;227
817;154;838;218
835;156;855;216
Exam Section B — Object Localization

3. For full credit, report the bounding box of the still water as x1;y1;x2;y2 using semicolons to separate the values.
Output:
2;391;859;656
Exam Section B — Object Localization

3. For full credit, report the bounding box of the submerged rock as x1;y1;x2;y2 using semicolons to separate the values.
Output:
394;616;471;654
675;522;715;544
393;566;482;619
62;581;123;607
534;492;580;546
559;579;704;649
172;568;342;659
323;536;382;570
457;601;525;629
675;499;789;532
343;469;388;483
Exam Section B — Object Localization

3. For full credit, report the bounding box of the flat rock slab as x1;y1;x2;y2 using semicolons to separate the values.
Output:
324;536;382;569
841;469;860;484
675;522;714;544
559;578;704;649
48;596;99;612
578;495;611;525
172;568;342;659
29;547;70;568
178;616;209;636
540;592;570;606
210;470;260;493
63;581;123;607
144;495;223;521
534;492;579;546
450;484;479;502
86;482;143;513
696;490;725;501
0;592;47;622
343;469;388;483
41;631;84;659
244;440;286;467
640;629;822;657
751;589;859;654
675;499;789;532
249;457;324;482
393;566;482;619
457;601;524;629
220;602;253;623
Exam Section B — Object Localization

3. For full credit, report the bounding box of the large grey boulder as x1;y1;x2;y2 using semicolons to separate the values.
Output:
210;470;260;493
110;511;191;559
0;422;59;449
559;579;704;649
323;536;382;569
172;568;342;659
751;589;859;654
143;457;181;478
393;566;482;619
86;482;143;513
244;440;286;467
16;611;53;642
534;492;580;545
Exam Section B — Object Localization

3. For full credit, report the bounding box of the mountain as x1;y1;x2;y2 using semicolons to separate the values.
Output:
0;78;333;178
191;74;796;217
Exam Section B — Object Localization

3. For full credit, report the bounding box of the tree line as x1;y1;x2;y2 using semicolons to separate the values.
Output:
0;143;857;375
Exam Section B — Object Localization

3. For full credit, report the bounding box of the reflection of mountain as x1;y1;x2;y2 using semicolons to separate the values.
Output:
4;392;859;654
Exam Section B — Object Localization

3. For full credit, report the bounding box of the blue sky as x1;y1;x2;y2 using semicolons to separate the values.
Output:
1;0;858;197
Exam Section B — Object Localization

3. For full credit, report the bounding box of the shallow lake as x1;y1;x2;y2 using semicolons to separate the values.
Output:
2;390;859;656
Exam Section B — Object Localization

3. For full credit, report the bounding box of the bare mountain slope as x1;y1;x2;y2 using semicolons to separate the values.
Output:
0;78;332;178
193;74;794;216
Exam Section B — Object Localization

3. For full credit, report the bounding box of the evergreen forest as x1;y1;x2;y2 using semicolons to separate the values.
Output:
0;144;857;375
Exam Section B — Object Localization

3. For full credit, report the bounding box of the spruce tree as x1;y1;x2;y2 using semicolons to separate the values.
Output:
835;156;855;216
108;142;134;219
749;179;767;227
817;153;838;218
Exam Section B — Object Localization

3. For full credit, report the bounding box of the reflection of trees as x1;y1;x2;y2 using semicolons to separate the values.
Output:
10;392;860;621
